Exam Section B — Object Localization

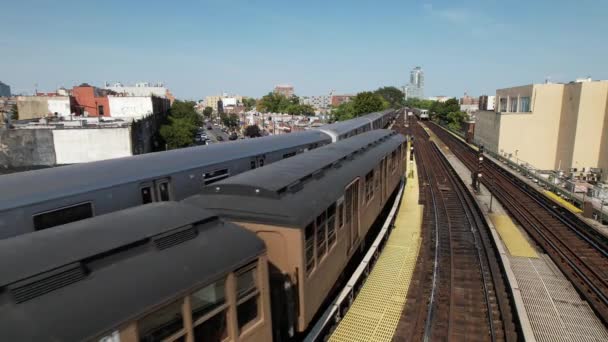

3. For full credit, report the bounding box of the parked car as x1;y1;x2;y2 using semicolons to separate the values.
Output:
229;133;238;140
217;135;224;142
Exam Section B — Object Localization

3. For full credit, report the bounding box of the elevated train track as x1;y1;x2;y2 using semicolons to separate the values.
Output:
394;116;517;341
426;122;608;326
414;121;516;341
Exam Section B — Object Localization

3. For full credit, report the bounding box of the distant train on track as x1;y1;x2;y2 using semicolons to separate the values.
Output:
413;108;430;120
0;110;398;239
0;129;406;341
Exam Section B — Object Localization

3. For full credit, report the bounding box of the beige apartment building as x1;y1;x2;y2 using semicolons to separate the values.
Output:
203;94;243;112
474;79;608;181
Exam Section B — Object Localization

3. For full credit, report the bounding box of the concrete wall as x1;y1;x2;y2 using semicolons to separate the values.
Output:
52;128;132;164
108;96;154;120
570;82;608;171
17;96;50;120
0;129;56;167
473;110;501;153
497;84;563;169
48;98;71;117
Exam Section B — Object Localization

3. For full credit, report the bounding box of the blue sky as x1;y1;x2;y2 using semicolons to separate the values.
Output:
1;0;607;99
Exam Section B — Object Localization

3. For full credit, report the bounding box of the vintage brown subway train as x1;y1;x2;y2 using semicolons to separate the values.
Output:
0;129;406;341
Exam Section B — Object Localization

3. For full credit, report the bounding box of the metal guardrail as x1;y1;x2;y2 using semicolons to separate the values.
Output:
304;179;405;342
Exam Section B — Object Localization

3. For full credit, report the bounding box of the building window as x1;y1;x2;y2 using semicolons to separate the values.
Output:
316;212;327;259
509;97;518;112
33;202;94;231
499;97;507;112
520;97;531;112
98;105;104;116
236;265;260;332
138;300;184;342
305;223;315;274
365;170;374;203
191;279;228;341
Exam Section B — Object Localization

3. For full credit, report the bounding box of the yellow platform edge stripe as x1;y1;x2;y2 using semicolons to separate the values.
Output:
543;190;583;214
489;214;538;258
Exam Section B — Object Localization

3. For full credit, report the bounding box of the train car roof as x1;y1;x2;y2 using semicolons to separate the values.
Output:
317;110;393;135
0;202;265;341
0;130;330;211
185;130;405;227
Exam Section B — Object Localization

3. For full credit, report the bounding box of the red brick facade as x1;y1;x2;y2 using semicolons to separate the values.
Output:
72;85;112;117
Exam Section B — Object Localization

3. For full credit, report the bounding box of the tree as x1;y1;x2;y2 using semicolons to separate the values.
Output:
351;92;387;116
202;106;213;118
286;103;316;116
221;113;239;128
405;98;434;109
374;86;405;108
242;98;256;111
256;92;298;113
170;100;202;126
447;111;468;131
331;102;353;122
160;117;197;149
244;125;261;138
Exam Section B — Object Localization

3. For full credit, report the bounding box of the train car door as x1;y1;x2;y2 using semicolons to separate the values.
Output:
154;178;172;201
344;179;360;253
381;157;387;201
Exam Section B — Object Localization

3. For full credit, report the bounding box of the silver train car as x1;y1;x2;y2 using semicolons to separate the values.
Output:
317;109;397;142
0;110;398;239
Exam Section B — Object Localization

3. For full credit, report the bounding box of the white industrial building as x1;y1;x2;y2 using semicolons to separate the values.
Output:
104;82;168;97
108;96;158;120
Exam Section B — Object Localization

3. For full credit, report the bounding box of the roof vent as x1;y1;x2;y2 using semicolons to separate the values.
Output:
154;225;198;250
9;263;87;303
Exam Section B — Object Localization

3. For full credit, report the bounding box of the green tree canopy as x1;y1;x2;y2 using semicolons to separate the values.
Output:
351;91;387;116
331;101;355;122
202;106;213;118
374;86;405;108
160;117;197;149
242;98;257;111
159;100;202;149
221;113;239;128
170;100;202;126
404;98;434;109
244;124;261;138
256;92;303;113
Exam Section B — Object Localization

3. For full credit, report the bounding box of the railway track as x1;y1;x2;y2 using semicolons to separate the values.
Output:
427;122;608;326
394;116;516;341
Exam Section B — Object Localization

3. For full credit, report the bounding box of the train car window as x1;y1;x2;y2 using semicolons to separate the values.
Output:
391;151;398;172
191;279;228;341
305;223;315;274
327;203;337;247
138;300;184;342
156;180;172;202
337;203;344;228
203;169;230;185
236;265;260;332
250;160;256;169
316;212;327;259
375;166;381;190
33;202;93;231
141;186;154;204
282;151;296;159
365;171;374;203
259;158;264;167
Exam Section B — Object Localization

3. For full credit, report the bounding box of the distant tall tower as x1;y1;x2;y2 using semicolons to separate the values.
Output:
406;66;424;99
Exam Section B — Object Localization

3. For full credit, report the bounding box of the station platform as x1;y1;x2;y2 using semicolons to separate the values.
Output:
329;149;422;342
489;214;538;258
543;190;583;214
